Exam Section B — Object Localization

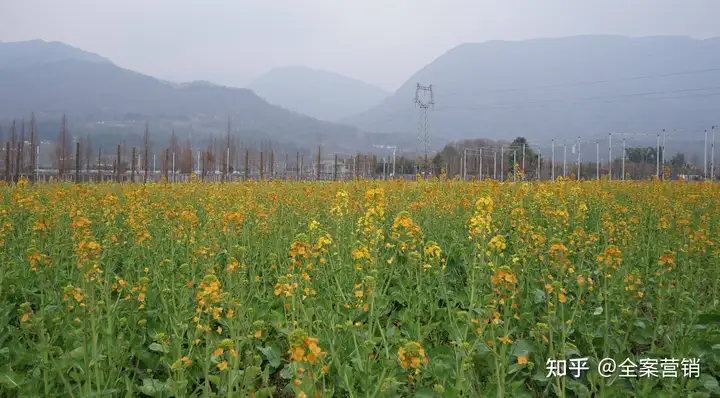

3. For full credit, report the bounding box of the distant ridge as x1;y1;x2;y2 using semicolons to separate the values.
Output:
342;35;720;144
248;66;390;121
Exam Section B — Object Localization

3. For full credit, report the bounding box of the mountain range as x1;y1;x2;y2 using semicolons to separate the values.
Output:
247;66;390;121
1;36;719;155
342;35;720;147
0;40;368;153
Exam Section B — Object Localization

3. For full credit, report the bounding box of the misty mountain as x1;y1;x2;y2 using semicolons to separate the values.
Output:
0;41;367;152
0;39;112;69
248;66;390;121
343;35;720;146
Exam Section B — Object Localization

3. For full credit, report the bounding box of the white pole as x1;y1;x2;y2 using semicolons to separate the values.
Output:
522;143;525;173
551;139;555;181
662;129;666;179
479;148;483;180
622;136;626;181
704;130;708;179
538;152;542;180
172;152;175;183
493;151;497;180
513;150;517;182
577;136;581;179
197;150;200;175
608;133;612;181
656;134;660;178
500;146;504;182
392;148;396;177
711;126;715;182
462;149;467;181
563;143;567;178
596;141;599;180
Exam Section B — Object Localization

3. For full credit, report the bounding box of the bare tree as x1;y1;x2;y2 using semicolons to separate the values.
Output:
19;120;25;175
143;121;150;182
55;115;70;177
83;135;93;172
29;114;37;180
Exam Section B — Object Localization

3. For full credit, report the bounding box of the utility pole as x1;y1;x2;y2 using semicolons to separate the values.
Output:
144;122;149;183
662;129;666;179
164;148;169;183
656;134;660;178
551;139;555;181
622;136;626;181
131;146;136;183
414;83;434;176
333;153;338;180
260;151;264;180
245;149;250;181
317;146;321;180
97;146;102;182
538;152;542;180
29;113;36;183
296;152;300;180
74;141;80;183
171;151;175;183
522;143;526;174
563;143;567;178
596;141;599;180
704;130;708;179
4;142;9;182
608;133;612;181
500;146;504;182
513;150;517;182
493;151;497;180
479;148;483;180
462;148;467;181
711;125;716;182
117;144;122;183
577;136;581;179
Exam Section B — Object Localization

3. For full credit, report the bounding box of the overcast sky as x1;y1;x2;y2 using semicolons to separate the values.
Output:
2;0;720;92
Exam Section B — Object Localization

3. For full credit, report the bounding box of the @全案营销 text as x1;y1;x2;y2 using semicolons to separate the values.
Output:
545;357;701;379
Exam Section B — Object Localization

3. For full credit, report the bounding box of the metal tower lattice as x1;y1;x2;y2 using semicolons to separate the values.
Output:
414;83;434;175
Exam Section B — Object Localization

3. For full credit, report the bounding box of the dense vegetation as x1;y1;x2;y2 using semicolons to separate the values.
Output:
1;178;718;397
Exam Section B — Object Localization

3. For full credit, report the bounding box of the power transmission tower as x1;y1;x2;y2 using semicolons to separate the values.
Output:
414;83;434;176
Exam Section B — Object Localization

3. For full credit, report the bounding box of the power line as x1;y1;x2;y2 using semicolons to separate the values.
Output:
433;87;720;112
434;67;720;97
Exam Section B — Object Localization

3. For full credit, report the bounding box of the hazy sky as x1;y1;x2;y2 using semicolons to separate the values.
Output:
2;0;720;91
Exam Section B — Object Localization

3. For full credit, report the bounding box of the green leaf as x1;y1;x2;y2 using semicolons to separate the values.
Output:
148;343;169;354
413;388;435;398
697;313;720;326
70;346;85;360
140;378;167;396
258;345;281;368
510;339;535;357
701;375;719;394
279;365;294;380
0;368;25;389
